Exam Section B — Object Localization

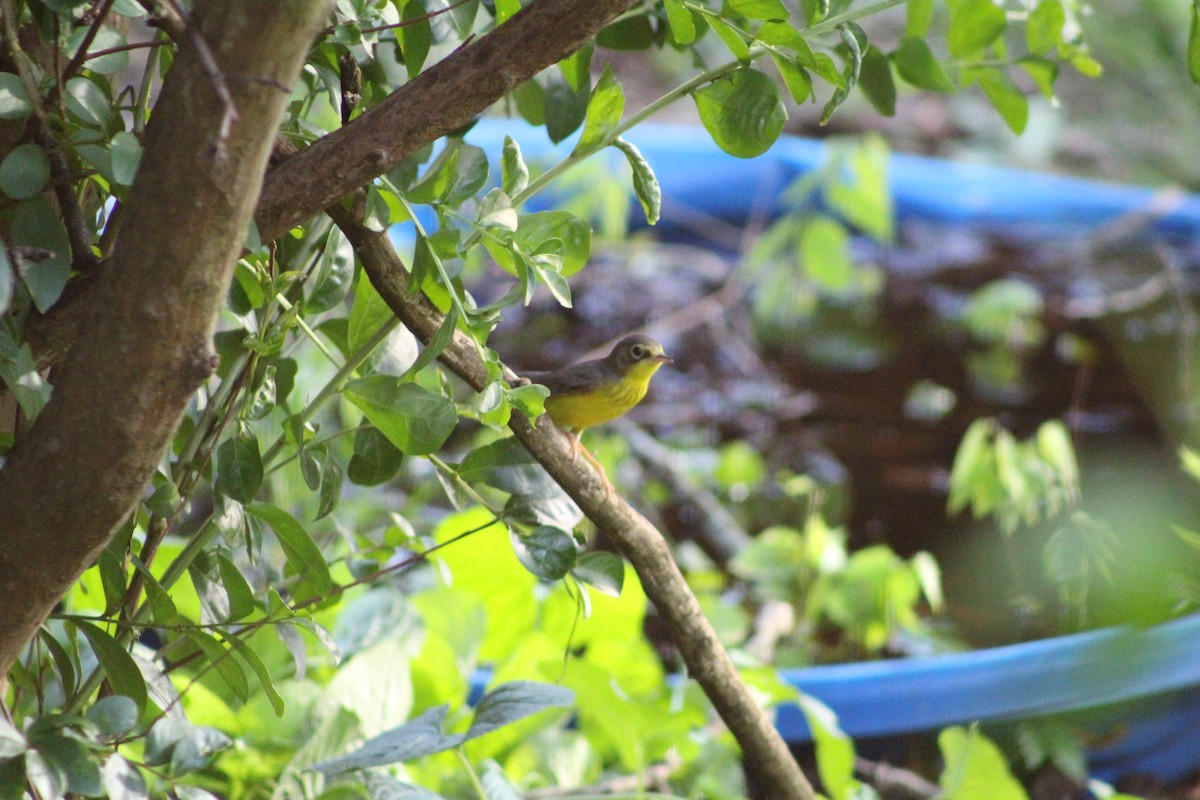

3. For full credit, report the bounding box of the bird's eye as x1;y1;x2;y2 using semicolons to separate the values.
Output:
630;344;646;359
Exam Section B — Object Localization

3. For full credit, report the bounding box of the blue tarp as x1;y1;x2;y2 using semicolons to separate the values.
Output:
463;118;1200;241
456;119;1200;782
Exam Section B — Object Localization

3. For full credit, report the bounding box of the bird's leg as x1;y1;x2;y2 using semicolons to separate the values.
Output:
566;430;615;497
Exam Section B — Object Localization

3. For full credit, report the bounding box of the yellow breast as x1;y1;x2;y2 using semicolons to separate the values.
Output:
544;360;663;432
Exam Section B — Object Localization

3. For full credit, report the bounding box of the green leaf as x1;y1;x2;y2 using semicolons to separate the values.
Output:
893;36;954;92
558;41;593;94
495;0;520;25
1027;0;1065;55
972;66;1028;134
246;502;333;601
101;754;147;800
596;14;655;49
110;131;142;187
25;749;66;800
215;433;263;503
575;65;624;154
693;68;787;158
38;630;77;698
312;705;464;775
573;551;625;596
445;144;490;204
728;0;788;21
347;272;393;355
466;681;575;739
29;731;100;795
544;74;589;144
939;726;1027;800
0;716;26;758
825;134;893;242
500;135;529;196
131;558;177;622
613;137;661;225
344;377;458;456
171;724;232;775
181;629;249;702
216;553;255;621
511;525;578;581
76;621;147;715
514;210;591;277
757;21;816;66
481;761;521;800
405;306;459;380
398;0;432;79
0;73;32;120
663;0;696;44
798;694;856;800
948;0;1007;58
1018;56;1059;98
0;321;51;418
772;54;813;104
858;45;896;116
709;17;751;62
0;143;49;200
407;144;461;205
906;0;934;36
1190;0;1200;85
67;25;128;74
225;635;285;716
801;215;853;290
348;424;404;486
64;77;111;127
86;696;139;739
363;185;391;232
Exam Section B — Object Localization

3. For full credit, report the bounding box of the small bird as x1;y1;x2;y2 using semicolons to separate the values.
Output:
525;334;673;484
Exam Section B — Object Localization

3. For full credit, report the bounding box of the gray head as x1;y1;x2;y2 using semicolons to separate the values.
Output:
606;334;672;372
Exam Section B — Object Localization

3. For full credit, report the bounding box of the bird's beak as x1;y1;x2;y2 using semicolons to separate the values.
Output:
653;353;673;364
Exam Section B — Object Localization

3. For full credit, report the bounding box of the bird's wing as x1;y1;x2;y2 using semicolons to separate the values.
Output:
524;360;609;396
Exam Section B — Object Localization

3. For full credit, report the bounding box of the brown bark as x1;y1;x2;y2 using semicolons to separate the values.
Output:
0;0;336;674
253;0;639;243
17;0;640;378
328;203;817;800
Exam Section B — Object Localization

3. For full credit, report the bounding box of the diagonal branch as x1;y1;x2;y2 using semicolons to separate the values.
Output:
326;200;816;800
253;0;640;243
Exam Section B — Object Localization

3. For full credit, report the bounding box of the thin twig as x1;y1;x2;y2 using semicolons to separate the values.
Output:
58;0;117;81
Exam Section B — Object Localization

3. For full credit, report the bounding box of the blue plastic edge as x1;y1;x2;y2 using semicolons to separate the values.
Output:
459;118;1200;241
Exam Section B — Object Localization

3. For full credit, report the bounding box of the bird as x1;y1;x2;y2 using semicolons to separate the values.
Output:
524;334;672;487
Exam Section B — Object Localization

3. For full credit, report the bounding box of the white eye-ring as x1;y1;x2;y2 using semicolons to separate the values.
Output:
630;344;646;359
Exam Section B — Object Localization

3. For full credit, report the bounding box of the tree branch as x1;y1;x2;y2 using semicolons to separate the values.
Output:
0;0;336;675
253;0;640;242
327;201;816;800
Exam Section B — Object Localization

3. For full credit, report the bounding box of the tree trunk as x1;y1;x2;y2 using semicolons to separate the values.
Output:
0;0;336;675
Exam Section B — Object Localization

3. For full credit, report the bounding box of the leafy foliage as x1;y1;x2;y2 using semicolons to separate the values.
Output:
0;0;1100;797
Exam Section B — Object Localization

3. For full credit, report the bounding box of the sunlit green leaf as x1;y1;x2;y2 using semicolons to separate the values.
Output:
575;65;624;154
939;726;1027;800
663;0;696;44
948;0;1007;58
345;377;458;455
